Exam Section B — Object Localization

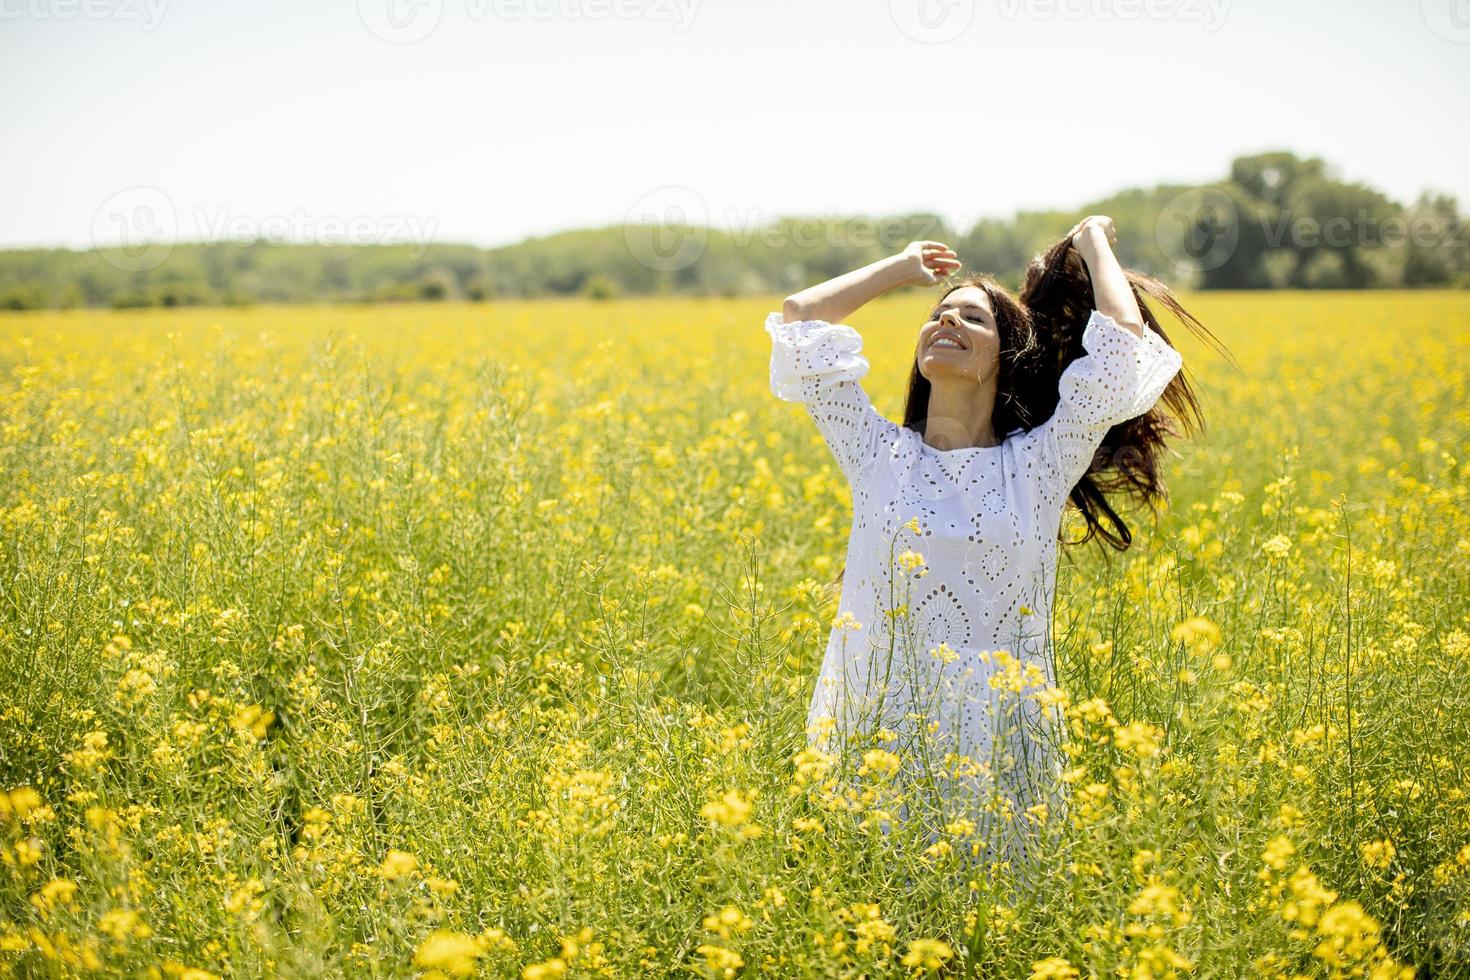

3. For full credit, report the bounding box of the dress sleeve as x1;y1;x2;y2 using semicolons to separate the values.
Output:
764;311;899;491
1022;309;1184;498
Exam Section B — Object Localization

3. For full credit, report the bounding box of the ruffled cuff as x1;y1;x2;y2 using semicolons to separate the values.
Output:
764;312;870;404
1078;309;1184;422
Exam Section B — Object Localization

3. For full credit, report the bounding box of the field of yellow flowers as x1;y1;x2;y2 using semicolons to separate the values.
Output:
1;291;1467;978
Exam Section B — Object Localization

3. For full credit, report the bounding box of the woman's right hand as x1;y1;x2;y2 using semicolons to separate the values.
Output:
782;241;961;325
898;241;961;287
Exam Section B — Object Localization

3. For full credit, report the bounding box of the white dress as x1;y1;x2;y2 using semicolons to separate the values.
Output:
765;308;1183;854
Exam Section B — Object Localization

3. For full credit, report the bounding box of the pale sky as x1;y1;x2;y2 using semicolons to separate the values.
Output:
2;0;1467;251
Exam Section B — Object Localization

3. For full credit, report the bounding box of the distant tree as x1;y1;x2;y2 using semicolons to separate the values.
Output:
957;218;1029;282
1229;152;1327;207
1401;193;1464;286
582;273;621;301
1195;182;1277;290
463;273;495;301
417;266;459;301
1204;152;1402;289
1275;174;1398;288
0;283;47;310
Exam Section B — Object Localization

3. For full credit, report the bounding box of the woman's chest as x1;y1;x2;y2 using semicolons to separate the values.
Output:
859;466;1037;571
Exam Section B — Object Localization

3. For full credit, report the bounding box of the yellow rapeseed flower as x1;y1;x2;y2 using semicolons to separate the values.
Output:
901;938;953;971
379;849;419;880
1030;957;1080;980
701;788;755;828
521;957;567;980
30;878;79;917
859;748;901;779
897;550;926;574
696;943;744;978
702;905;753;939
1360;838;1396;871
1114;720;1164;760
1170;616;1221;651
1260;534;1293;560
1262;835;1296;872
229;704;275;740
98;908;152;941
414;930;486;978
2;787;42;821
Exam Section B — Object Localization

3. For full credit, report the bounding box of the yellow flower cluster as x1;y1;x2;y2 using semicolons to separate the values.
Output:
1256;833;1415;977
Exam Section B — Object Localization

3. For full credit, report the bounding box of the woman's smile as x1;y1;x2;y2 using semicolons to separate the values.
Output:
928;330;967;352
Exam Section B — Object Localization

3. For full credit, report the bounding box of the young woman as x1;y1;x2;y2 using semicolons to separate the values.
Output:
766;216;1210;865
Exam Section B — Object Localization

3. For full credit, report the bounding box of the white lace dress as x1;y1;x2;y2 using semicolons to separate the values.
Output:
766;308;1183;847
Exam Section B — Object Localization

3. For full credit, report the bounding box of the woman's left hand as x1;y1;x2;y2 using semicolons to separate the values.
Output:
1068;214;1117;254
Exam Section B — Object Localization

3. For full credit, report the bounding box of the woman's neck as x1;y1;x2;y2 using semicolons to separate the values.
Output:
923;379;1000;450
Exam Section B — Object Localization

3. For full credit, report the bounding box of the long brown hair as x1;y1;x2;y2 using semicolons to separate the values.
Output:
828;232;1225;596
1013;236;1221;548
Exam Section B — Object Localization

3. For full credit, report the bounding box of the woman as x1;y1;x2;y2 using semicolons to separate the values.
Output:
766;216;1209;866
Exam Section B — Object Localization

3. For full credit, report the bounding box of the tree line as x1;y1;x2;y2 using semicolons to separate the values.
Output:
1;151;1464;311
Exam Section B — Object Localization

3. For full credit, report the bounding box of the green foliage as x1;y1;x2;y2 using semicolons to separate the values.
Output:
1;153;1464;311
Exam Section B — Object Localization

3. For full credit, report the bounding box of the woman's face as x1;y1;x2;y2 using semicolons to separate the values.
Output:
917;285;1000;384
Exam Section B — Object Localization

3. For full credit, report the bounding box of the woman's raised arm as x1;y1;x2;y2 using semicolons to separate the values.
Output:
1067;215;1145;338
781;241;960;324
1015;217;1184;500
